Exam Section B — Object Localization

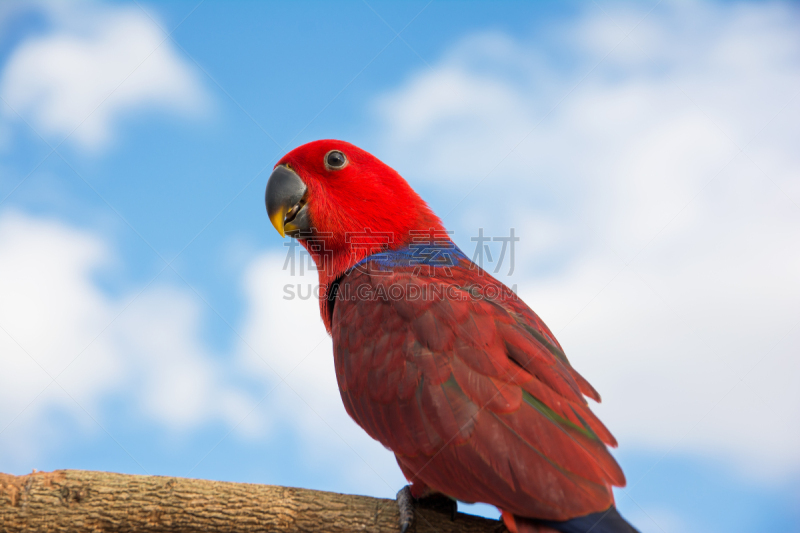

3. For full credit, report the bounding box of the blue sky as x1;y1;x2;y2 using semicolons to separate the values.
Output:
1;1;799;532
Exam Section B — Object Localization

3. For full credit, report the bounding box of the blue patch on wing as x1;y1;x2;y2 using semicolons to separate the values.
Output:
353;241;470;271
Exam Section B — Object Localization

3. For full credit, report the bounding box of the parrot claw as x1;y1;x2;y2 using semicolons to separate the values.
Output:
396;485;459;532
397;486;414;533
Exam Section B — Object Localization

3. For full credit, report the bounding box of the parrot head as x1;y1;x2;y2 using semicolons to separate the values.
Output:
265;140;444;279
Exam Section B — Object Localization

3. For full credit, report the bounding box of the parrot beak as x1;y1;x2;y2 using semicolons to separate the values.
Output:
265;165;310;238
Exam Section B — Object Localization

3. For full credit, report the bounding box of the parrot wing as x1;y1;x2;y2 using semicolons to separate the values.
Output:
332;256;625;521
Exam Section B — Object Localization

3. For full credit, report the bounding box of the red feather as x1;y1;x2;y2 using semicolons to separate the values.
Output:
332;262;625;521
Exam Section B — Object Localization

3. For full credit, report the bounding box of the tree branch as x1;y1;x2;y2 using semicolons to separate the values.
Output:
0;470;499;532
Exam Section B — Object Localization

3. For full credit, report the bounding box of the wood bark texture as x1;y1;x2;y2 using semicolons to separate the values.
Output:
0;470;500;532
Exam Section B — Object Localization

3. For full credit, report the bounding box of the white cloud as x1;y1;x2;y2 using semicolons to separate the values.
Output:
373;1;800;480
0;2;207;151
0;213;403;495
0;211;256;461
109;286;255;432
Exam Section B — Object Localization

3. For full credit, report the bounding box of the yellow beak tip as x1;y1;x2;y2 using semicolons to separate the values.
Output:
269;212;286;238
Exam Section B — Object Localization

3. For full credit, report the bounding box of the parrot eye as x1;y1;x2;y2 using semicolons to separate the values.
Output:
325;150;348;170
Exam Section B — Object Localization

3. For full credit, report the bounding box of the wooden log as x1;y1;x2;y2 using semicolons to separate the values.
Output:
0;470;500;532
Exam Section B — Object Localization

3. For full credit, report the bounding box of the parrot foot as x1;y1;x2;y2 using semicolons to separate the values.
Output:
396;485;458;533
397;486;414;533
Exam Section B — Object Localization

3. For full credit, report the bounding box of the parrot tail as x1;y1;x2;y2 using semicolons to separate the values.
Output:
502;506;640;533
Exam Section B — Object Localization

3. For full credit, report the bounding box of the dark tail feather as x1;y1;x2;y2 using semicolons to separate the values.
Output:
516;506;640;533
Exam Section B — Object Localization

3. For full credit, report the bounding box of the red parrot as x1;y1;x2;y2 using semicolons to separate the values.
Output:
265;140;638;533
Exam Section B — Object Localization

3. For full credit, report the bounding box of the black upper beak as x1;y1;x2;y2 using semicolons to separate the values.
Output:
265;165;310;237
